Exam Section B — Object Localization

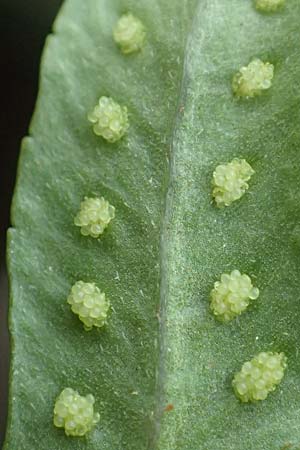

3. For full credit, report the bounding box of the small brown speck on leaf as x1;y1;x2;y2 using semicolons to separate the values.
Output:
164;404;174;412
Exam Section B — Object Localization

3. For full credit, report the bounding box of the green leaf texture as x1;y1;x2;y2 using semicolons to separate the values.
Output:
5;0;300;449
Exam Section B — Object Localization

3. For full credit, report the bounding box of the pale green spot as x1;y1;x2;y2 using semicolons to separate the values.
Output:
212;158;254;207
74;196;115;238
255;0;285;12
232;352;287;402
113;13;146;54
232;58;274;98
53;388;100;436
88;96;129;142
67;281;110;331
210;270;259;322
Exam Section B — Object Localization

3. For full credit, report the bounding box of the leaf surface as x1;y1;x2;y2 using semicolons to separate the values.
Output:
5;1;300;449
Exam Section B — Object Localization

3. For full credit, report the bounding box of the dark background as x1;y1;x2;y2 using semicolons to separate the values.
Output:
0;0;63;445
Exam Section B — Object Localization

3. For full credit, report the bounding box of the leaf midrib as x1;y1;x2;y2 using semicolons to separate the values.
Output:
153;3;200;447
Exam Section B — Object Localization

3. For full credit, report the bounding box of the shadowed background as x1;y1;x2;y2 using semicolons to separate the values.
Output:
0;0;63;445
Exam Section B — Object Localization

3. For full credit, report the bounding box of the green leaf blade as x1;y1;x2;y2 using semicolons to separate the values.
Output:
158;1;300;449
5;1;197;449
5;1;300;449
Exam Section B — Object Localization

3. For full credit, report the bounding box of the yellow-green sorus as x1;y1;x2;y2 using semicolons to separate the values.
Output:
113;13;146;54
74;196;115;238
88;96;129;143
233;352;287;402
212;158;254;207
255;0;285;12
210;270;259;322
67;281;110;331
53;388;100;436
232;59;274;98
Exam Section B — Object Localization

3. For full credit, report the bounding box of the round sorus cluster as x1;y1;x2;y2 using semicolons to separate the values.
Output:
53;388;100;436
255;0;285;12
88;96;129;143
212;158;255;207
210;270;259;322
67;281;110;331
74;196;115;238
232;58;274;98
232;352;287;402
113;13;146;54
